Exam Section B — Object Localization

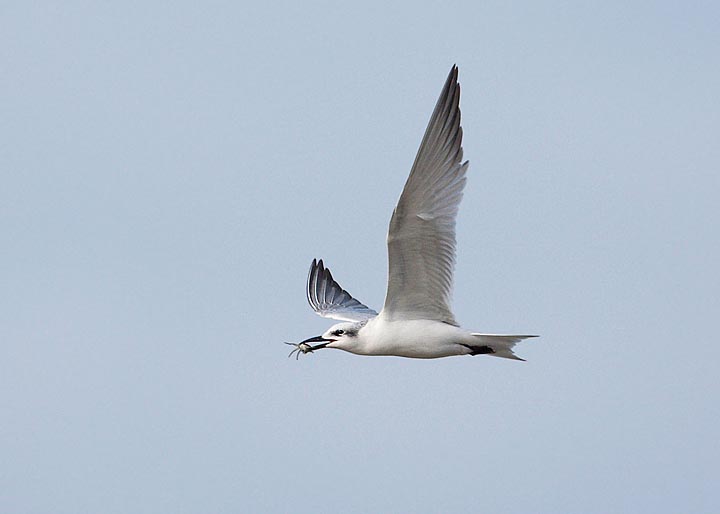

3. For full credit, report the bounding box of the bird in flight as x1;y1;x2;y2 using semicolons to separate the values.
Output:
287;66;537;360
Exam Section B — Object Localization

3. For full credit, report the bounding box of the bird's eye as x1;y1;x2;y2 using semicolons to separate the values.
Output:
334;329;345;336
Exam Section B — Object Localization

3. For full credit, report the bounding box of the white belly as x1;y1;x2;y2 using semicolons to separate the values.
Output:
356;317;473;359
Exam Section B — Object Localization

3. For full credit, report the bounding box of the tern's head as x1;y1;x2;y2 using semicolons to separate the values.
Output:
289;321;368;359
321;321;363;346
296;321;364;352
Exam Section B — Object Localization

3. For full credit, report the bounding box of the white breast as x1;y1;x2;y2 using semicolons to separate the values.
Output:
356;316;472;358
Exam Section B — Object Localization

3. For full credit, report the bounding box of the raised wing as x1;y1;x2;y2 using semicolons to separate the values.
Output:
382;65;468;325
306;259;378;322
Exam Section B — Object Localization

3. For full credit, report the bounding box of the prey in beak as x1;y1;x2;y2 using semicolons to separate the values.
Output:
285;335;333;360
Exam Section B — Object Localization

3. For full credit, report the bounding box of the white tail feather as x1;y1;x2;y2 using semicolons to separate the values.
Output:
470;334;538;361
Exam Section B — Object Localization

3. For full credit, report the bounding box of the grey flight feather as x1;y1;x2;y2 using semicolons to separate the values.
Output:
382;65;469;326
306;258;378;322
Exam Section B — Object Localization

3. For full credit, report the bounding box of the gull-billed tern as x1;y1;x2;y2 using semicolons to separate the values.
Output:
287;66;537;360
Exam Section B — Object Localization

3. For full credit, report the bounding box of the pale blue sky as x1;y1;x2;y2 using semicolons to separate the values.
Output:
2;1;719;513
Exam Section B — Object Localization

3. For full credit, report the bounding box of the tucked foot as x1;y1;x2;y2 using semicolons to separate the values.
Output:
460;344;495;356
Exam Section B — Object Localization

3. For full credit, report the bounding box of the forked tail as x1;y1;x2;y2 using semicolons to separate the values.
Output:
468;334;539;361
